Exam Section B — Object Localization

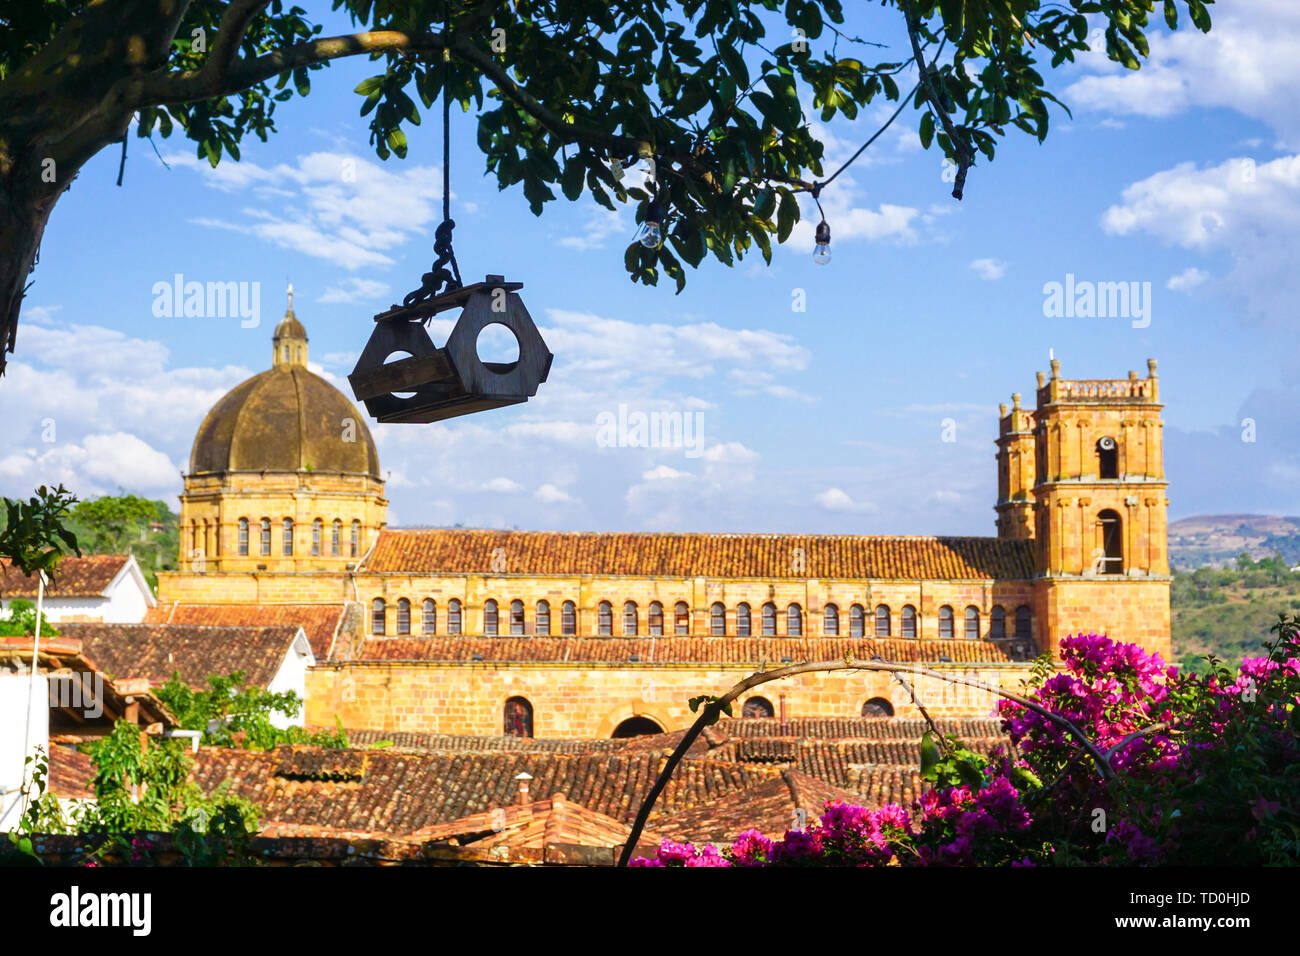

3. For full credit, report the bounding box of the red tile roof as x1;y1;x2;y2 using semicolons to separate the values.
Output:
360;529;1036;580
351;636;1032;664
187;746;782;836
145;603;346;659
0;555;130;599
651;770;864;843
55;622;304;689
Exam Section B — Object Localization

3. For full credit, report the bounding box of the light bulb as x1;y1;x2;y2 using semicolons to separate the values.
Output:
640;198;663;249
812;219;832;265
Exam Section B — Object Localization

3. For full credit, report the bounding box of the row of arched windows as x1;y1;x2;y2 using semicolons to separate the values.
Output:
370;596;1033;640
499;694;899;739
233;517;362;558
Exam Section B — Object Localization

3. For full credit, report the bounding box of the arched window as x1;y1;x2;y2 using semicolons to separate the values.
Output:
448;599;462;635
260;517;271;556
761;602;777;636
1097;436;1119;479
710;602;726;636
824;603;839;636
350;519;361;557
965;606;980;640
598;601;613;636
787;603;803;637
743;696;775;718
561;600;576;635
623;600;638;636
371;598;386;636
504;697;533;738
484;599;499;635
237;518;249;556
1015;605;1032;641
510;599;525;635
901;605;917;639
535;600;550;636
736;603;751;637
422;599;436;635
674;601;690;635
282;518;294;556
312;519;323;556
331;519;342;556
938;605;954;639
990;605;1007;639
874;604;891;637
611;716;663;738
648;601;664;636
396;598;411;635
849;604;865;638
1098;509;1123;574
862;697;894;718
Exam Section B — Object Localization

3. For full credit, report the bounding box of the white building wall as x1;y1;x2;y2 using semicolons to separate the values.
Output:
264;631;316;730
0;672;49;830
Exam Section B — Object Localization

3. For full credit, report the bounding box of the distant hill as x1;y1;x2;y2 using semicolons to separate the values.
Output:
1169;514;1300;570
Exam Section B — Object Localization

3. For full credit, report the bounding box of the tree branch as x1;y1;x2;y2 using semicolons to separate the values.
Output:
901;6;973;199
206;0;271;89
615;657;1111;866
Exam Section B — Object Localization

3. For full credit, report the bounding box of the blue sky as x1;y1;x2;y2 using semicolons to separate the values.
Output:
3;0;1298;534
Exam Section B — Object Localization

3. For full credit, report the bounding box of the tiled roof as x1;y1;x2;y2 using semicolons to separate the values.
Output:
412;793;665;858
55;622;304;689
849;764;926;808
46;745;95;800
187;746;781;836
351;636;1032;664
145;603;346;659
0;555;130;599
360;529;1036;580
651;770;864;843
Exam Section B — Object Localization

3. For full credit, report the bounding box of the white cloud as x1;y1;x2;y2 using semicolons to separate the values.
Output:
702;442;759;464
642;465;689;481
483;477;524;493
1064;1;1300;148
1167;267;1209;292
815;487;877;514
534;483;576;504
970;257;1007;280
316;277;391;305
169;150;449;270
1102;154;1300;320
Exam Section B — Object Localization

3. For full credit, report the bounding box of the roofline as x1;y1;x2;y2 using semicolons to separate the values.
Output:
107;554;158;608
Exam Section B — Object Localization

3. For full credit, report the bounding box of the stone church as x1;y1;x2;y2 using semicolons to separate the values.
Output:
154;293;1171;739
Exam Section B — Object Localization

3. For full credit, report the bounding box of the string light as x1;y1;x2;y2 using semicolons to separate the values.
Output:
813;220;831;265
639;197;663;249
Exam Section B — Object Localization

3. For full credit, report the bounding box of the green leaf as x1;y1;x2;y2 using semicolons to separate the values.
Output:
1163;0;1177;30
1188;1;1212;32
763;74;802;131
354;76;385;96
753;186;776;220
919;111;935;150
386;128;407;158
775;190;797;242
560;156;585;201
920;731;941;776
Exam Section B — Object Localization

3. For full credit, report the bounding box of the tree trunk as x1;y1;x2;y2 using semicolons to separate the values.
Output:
0;0;188;372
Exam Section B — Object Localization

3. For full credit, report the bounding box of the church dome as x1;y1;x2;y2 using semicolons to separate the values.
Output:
188;286;381;478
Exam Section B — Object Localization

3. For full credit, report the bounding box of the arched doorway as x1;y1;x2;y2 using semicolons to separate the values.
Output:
861;697;894;718
611;716;663;738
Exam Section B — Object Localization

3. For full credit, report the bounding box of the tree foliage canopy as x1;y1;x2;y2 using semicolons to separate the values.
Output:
0;0;1214;365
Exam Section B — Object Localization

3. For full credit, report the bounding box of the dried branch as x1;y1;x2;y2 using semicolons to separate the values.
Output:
901;6;973;199
615;656;1111;866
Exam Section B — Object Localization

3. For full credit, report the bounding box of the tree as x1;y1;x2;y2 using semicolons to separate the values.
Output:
156;670;351;749
0;0;1213;370
69;493;159;554
0;485;80;578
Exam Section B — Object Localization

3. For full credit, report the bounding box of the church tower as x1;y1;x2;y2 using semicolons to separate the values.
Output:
1027;358;1171;659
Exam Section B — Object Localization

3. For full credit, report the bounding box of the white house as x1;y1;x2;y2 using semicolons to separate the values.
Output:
0;554;156;624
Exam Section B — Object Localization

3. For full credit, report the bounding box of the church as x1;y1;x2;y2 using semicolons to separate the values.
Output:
153;292;1172;739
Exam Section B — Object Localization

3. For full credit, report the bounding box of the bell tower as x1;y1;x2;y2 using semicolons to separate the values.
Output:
1029;358;1171;659
273;282;309;369
995;392;1036;539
